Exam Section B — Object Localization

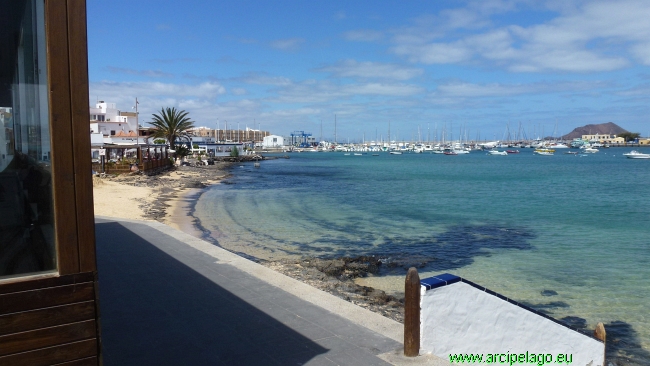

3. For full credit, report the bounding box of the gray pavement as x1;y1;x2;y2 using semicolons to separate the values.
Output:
95;217;407;365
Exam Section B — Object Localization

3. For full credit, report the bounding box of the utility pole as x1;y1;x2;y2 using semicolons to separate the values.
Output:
134;97;139;149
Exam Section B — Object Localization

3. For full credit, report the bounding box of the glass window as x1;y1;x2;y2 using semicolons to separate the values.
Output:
1;0;56;279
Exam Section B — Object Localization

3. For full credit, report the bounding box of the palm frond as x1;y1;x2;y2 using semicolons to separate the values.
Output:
150;107;195;149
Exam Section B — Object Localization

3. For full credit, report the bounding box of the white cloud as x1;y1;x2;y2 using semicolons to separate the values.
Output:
342;29;384;42
231;87;247;95
239;73;292;86
270;38;305;51
315;60;424;80
390;0;650;72
91;80;225;99
106;66;174;78
392;42;473;64
434;80;611;98
271;80;424;103
89;81;227;125
345;83;424;96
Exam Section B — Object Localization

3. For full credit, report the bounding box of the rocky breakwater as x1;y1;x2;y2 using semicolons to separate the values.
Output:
263;254;436;323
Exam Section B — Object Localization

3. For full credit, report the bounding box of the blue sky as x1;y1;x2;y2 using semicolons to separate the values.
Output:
87;0;650;141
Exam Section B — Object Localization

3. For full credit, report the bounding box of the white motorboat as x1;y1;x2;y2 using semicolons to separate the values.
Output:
623;150;650;159
487;150;508;155
548;143;569;149
583;147;599;153
389;151;403;155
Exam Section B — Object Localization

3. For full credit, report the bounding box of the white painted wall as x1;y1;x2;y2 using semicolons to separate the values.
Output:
263;135;284;148
90;133;104;146
420;282;604;365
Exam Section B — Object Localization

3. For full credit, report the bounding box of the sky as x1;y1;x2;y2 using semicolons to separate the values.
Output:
87;0;650;142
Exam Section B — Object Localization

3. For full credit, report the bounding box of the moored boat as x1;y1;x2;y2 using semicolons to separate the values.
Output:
534;148;555;156
623;150;650;159
488;150;508;155
506;150;520;154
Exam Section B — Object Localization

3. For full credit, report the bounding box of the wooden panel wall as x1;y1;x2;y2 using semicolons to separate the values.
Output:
0;0;101;364
0;273;99;365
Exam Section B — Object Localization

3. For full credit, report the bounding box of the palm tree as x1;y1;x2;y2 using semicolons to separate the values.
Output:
150;107;195;151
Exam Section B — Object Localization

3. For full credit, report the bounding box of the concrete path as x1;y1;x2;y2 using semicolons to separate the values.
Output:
96;217;418;365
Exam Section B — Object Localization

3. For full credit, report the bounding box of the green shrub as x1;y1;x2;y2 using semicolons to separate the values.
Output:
230;146;239;157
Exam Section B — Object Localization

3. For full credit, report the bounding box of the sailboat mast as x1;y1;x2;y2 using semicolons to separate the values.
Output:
388;121;391;143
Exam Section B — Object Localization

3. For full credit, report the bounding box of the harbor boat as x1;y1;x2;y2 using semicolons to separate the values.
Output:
354;153;362;156
534;148;555;156
564;151;579;155
443;150;458;155
583;147;599;153
506;150;520;154
372;154;379;156
344;153;351;156
488;150;508;155
548;143;569;149
623;150;650;159
389;151;403;155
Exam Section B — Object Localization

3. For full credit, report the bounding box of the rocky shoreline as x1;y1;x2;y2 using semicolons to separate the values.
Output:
100;161;232;220
97;157;408;324
263;256;405;323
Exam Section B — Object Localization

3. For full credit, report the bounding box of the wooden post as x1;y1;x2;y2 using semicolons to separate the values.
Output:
594;322;606;366
404;267;420;357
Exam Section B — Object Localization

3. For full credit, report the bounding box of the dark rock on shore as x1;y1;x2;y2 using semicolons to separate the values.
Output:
264;256;405;323
306;256;381;279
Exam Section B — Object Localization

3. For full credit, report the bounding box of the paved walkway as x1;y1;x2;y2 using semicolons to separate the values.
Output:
96;217;415;365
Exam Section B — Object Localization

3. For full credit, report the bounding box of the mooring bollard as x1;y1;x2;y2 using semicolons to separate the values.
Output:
404;267;420;357
594;322;606;366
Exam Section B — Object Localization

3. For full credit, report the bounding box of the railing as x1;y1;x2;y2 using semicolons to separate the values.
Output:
142;158;171;171
92;158;171;175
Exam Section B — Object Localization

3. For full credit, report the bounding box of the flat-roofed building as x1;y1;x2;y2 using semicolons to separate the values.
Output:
581;134;625;144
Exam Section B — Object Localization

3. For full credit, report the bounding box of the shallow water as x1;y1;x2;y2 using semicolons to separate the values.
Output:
193;149;650;364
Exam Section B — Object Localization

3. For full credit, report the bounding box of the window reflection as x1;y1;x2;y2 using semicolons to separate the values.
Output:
0;0;56;279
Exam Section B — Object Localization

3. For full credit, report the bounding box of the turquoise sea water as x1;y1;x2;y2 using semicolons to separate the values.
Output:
192;148;650;364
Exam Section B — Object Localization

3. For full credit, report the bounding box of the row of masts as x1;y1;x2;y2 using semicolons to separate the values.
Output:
319;117;572;145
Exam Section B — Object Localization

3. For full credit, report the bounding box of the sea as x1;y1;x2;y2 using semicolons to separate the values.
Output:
190;148;650;364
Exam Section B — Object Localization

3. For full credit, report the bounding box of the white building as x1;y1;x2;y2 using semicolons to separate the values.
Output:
262;135;284;148
89;101;143;146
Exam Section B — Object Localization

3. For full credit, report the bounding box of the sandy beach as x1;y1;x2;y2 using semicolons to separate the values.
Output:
92;178;155;220
92;161;405;323
93;163;232;223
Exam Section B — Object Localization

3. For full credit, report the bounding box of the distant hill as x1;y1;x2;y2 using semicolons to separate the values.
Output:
561;122;628;140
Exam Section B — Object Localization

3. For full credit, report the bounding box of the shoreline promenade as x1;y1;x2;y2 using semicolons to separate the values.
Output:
95;216;449;365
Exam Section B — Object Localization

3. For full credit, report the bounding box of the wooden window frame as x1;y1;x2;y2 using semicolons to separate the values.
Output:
0;0;95;284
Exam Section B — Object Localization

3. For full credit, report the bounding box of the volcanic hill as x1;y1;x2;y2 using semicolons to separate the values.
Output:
561;122;627;140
